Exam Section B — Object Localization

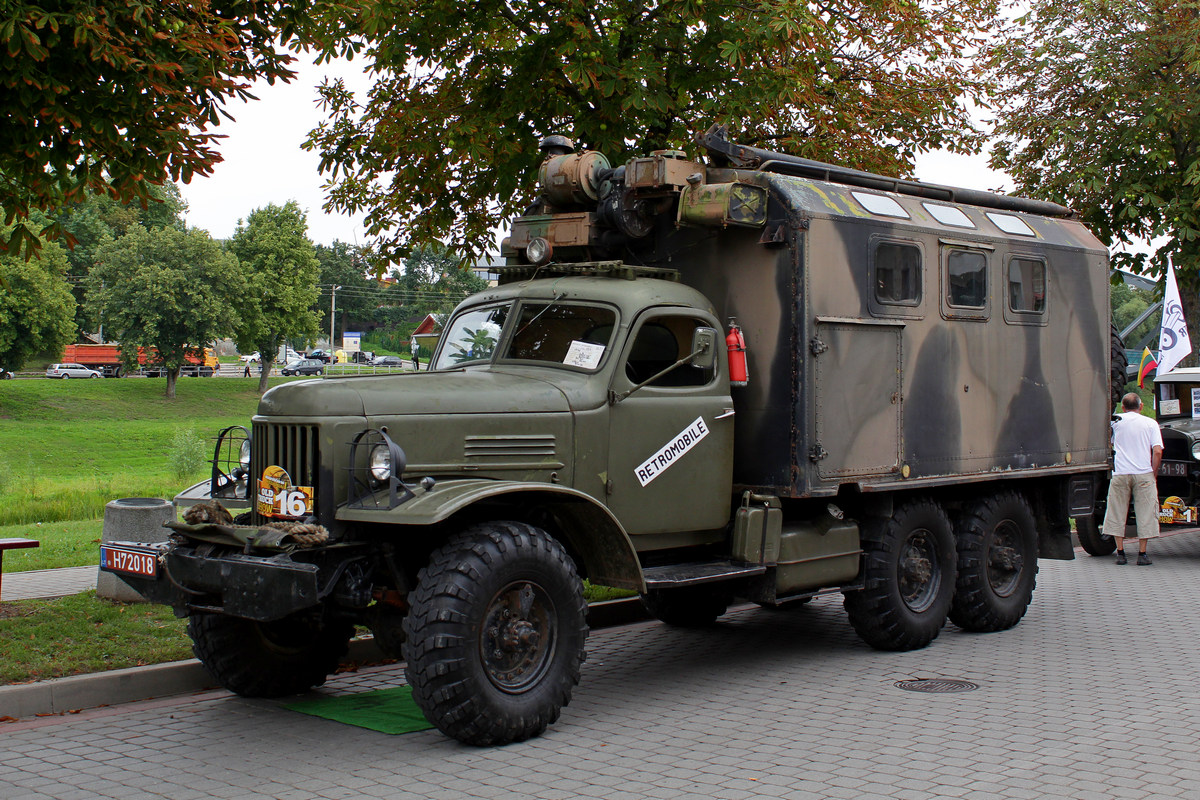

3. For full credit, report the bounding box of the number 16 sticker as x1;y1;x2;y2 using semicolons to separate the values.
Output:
256;466;314;518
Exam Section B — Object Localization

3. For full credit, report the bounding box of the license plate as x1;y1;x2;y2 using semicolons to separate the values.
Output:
99;545;158;578
1159;462;1188;477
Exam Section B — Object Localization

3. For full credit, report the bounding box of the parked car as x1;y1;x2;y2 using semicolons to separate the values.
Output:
370;355;405;367
238;352;260;363
351;351;375;364
0;367;13;379
46;363;102;379
280;359;326;377
307;349;332;363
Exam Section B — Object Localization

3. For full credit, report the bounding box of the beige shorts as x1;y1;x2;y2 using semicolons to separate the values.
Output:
1102;472;1161;539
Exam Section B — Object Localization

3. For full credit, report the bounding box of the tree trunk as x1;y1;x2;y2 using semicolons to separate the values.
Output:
166;368;179;400
1171;249;1200;370
258;358;272;394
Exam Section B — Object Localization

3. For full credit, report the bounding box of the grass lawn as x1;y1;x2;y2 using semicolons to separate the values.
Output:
0;520;103;572
0;592;193;684
0;377;267;527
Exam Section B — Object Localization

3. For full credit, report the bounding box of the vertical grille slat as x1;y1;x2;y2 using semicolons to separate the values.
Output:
251;422;320;523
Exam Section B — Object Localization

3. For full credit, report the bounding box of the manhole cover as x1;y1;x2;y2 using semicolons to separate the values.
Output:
894;678;979;693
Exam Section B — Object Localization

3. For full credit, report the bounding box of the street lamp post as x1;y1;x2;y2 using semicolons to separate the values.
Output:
330;285;342;353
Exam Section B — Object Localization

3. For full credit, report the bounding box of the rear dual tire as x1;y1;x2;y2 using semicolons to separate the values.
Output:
949;492;1038;632
844;498;956;651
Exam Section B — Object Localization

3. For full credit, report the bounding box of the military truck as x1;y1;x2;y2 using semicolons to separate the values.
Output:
102;126;1117;746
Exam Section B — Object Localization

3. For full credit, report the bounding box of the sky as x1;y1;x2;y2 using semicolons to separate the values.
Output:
178;54;1015;250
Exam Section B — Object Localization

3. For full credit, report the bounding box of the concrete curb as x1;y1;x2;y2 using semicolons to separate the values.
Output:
0;598;650;720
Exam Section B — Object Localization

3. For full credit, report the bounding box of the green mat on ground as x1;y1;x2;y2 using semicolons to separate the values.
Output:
283;686;435;735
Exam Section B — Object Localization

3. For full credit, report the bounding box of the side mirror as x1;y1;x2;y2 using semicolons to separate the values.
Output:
690;327;719;371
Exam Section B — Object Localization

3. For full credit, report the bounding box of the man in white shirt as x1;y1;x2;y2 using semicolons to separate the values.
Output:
1101;392;1164;565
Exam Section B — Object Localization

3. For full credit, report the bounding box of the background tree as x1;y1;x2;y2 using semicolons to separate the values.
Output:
391;246;488;315
1111;281;1160;352
230;202;322;393
0;0;353;259
371;247;488;351
56;183;187;335
91;225;243;398
989;0;1200;351
313;241;379;346
0;218;76;371
305;0;1001;262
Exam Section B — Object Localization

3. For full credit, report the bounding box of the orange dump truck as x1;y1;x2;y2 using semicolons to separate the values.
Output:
61;344;218;378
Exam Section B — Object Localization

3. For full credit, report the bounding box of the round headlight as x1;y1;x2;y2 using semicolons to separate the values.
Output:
1190;441;1200;460
369;444;392;482
239;439;251;470
526;236;553;266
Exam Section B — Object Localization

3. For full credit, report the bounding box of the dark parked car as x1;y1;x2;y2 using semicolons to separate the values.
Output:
280;359;325;377
371;355;405;367
307;349;333;363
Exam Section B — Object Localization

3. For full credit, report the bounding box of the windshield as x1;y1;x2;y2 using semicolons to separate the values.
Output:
434;303;509;368
434;301;617;371
1157;381;1200;421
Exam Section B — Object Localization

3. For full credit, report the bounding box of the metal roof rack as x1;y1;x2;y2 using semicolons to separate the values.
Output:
497;261;681;284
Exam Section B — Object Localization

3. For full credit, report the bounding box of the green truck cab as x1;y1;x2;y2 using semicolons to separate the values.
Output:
103;127;1117;745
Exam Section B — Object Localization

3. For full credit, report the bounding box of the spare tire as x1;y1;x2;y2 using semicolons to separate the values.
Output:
1111;321;1127;411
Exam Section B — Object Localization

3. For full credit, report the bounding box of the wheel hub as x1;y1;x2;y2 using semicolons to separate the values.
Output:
481;580;556;693
987;521;1023;596
898;531;939;612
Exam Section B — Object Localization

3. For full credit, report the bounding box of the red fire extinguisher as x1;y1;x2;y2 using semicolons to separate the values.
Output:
726;319;748;387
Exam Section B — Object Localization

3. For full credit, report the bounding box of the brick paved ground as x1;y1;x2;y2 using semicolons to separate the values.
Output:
5;532;1200;800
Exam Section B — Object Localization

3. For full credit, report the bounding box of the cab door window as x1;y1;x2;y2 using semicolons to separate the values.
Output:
624;316;715;388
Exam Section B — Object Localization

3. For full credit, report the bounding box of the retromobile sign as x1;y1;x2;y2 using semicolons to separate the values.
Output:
257;465;314;519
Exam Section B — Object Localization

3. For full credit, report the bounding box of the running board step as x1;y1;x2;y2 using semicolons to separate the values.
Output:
642;560;766;589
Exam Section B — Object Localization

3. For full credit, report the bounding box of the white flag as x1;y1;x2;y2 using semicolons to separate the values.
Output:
1158;262;1192;376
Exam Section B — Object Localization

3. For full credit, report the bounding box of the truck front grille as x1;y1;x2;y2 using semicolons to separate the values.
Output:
252;422;320;523
1162;437;1191;461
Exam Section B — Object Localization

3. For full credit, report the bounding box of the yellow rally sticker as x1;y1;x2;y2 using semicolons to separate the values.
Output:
256;465;314;519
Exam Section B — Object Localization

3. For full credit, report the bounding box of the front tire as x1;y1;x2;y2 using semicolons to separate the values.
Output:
403;521;588;746
844;498;956;651
187;611;353;697
1075;511;1117;556
949;492;1038;632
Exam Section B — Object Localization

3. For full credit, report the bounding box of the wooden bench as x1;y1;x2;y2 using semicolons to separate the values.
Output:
0;538;39;601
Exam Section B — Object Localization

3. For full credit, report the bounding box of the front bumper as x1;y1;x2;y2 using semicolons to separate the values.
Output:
101;541;358;622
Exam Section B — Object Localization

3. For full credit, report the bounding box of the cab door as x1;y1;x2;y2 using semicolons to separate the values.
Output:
605;310;735;539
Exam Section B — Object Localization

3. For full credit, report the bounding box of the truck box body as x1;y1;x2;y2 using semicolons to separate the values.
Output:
655;170;1112;497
